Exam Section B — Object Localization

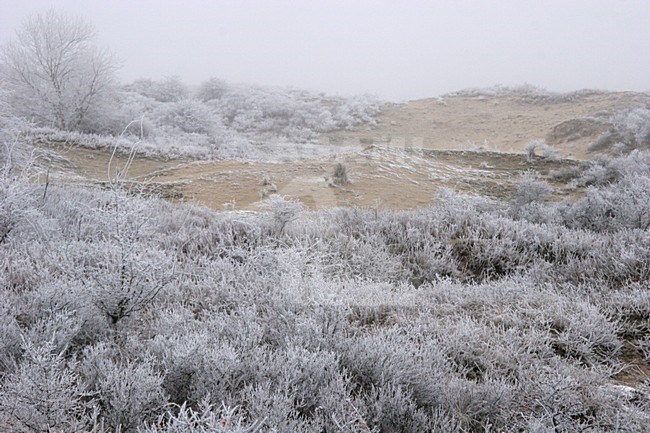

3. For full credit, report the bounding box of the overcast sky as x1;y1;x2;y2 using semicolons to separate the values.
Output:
1;0;648;101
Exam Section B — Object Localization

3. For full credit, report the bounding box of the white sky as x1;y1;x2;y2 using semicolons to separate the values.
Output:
1;0;648;101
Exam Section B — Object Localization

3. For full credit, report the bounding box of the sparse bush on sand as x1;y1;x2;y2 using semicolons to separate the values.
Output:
524;139;558;161
333;162;350;185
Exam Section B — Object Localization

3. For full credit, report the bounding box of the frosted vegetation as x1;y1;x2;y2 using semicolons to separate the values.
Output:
2;10;650;433
8;74;380;161
2;115;650;431
444;84;607;105
0;8;379;160
588;107;650;153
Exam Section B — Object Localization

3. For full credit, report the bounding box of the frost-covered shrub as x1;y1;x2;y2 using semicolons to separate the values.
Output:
123;76;189;103
321;233;403;282
259;194;304;235
140;401;263;433
0;165;33;244
81;343;166;432
0;84;17;125
332;94;380;129
144;129;251;159
337;327;450;406
82;241;175;326
17;77;380;158
603;286;650;339
208;84;379;141
362;383;460;433
588;107;650;153
549;165;584;182
0;141;43;244
153;99;221;135
143;309;264;408
195;77;228;102
74;193;176;326
611;107;650;147
575;150;650;186
241;347;344;431
524;139;558;161
18;125;148;157
81;91;157;137
332;162;349;185
513;172;552;206
209;85;328;140
0;341;95;433
587;130;620;153
0;302;22;373
564;175;650;231
510;173;557;223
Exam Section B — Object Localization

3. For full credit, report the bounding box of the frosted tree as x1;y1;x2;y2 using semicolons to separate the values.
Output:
0;9;118;130
195;76;229;102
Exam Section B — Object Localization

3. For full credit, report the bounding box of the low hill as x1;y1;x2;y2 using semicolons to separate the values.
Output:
324;89;650;159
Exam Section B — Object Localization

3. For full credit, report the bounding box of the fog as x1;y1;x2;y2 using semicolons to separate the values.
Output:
1;0;649;101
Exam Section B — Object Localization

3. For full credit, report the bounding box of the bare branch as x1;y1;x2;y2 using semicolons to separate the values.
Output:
0;9;118;130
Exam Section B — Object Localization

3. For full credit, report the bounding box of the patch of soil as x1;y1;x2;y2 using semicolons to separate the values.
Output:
56;146;184;181
545;118;610;145
614;341;650;387
72;147;578;211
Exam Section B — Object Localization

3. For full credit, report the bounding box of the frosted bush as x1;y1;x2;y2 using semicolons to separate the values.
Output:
564;174;650;231
332;93;380;129
14;76;380;159
19;125;141;154
140;401;263;433
0;141;45;245
123;76;189;103
259;194;304;235
603;287;650;339
513;172;552;206
94;91;157;137
0;341;95;432
362;383;458;433
208;83;379;141
153;99;221;135
611;107;650;146
0;302;22;373
195;76;229;102
0;163;36;244
524;139;558;161
81;343;167;432
576;150;650;186
320;233;403;282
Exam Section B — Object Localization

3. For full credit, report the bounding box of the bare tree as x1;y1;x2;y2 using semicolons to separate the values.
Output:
0;9;118;130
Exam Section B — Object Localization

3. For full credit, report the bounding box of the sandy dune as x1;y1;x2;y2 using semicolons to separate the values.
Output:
324;91;650;159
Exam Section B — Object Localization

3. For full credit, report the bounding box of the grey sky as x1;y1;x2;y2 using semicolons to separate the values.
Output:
1;0;648;101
